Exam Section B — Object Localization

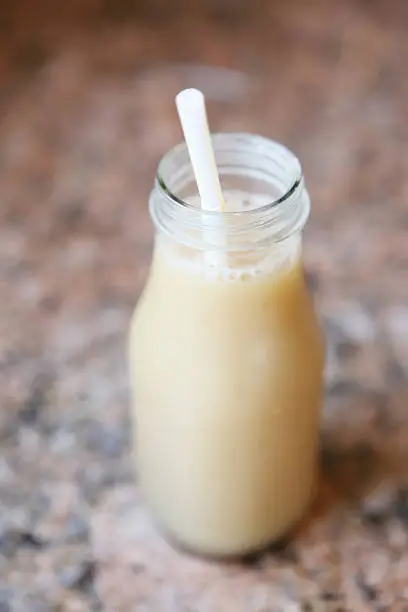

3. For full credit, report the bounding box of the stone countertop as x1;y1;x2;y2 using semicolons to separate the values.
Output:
2;0;408;610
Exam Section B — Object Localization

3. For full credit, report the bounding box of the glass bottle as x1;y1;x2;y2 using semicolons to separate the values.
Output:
129;133;325;558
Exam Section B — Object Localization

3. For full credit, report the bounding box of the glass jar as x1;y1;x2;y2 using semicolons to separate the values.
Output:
129;133;325;558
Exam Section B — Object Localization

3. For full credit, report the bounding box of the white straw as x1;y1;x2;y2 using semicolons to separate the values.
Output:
175;88;226;268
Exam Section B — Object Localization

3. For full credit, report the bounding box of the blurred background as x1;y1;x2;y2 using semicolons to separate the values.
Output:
2;0;408;609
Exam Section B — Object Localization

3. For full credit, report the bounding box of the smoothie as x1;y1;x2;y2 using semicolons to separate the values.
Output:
129;205;324;555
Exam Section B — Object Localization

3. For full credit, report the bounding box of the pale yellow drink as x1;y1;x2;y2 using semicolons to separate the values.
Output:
130;228;324;556
130;135;324;557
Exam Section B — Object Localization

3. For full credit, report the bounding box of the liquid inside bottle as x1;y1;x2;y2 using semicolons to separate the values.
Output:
129;185;324;558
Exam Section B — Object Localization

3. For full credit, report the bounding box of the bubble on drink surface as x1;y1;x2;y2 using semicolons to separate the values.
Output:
189;191;270;213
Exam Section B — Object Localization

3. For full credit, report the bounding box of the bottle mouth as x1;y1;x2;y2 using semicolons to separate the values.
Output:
152;133;309;250
156;132;303;218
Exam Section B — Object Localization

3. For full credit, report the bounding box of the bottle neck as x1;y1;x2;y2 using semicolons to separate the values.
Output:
150;133;310;254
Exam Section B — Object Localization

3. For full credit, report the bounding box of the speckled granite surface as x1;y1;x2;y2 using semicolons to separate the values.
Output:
2;0;408;610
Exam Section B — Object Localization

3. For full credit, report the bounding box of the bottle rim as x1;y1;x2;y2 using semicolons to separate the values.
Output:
155;132;303;219
150;132;310;251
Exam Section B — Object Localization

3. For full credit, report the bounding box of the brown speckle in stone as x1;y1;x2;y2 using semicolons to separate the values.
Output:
321;591;341;601
0;598;11;612
395;489;408;524
19;531;46;549
58;559;96;592
305;270;320;293
356;572;378;602
336;339;360;359
328;380;360;397
39;295;60;312
19;385;46;425
385;360;406;388
60;201;85;227
12;40;48;72
362;482;395;527
363;511;387;527
64;513;90;543
205;0;252;24
0;530;47;559
100;0;147;22
321;442;377;499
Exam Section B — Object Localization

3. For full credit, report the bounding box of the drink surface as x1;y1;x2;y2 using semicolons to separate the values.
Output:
129;192;324;556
